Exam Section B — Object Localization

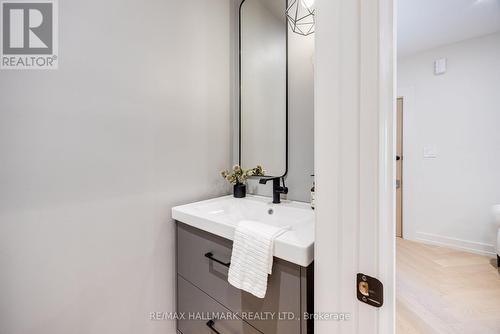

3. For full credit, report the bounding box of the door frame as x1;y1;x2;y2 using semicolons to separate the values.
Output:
396;87;414;241
314;0;396;333
396;97;403;238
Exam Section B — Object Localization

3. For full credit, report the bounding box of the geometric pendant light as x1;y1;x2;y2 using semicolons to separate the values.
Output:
286;0;316;36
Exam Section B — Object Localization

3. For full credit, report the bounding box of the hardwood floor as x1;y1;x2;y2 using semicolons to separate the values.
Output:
396;238;500;334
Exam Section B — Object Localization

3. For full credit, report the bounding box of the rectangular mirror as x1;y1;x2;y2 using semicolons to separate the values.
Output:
239;0;288;177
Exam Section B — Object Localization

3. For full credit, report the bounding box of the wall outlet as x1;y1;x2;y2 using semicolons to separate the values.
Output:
423;146;438;159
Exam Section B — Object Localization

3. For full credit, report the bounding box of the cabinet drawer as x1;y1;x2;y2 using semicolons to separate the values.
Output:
178;275;261;334
177;223;302;334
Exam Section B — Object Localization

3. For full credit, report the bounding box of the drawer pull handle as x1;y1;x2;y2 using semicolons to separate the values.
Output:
206;320;223;334
204;252;231;268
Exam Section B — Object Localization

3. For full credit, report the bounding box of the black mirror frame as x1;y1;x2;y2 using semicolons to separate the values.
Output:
238;0;289;179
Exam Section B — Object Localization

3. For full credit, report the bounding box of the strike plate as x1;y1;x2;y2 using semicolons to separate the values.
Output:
357;273;384;308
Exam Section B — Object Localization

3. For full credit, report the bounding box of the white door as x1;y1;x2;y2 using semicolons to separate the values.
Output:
314;0;395;333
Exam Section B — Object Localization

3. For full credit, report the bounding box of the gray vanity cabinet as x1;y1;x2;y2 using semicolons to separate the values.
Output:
178;276;262;334
176;222;313;334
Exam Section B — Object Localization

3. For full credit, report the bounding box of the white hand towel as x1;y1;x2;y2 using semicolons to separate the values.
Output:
228;220;290;299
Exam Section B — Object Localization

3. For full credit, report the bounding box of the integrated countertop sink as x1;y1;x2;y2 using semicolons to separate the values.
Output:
172;195;315;267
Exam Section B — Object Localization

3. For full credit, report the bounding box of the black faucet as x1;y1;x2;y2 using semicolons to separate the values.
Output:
259;177;288;204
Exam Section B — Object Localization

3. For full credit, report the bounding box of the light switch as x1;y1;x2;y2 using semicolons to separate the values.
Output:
423;146;438;159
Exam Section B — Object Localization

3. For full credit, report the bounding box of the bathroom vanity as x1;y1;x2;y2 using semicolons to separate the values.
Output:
173;195;315;334
172;0;316;331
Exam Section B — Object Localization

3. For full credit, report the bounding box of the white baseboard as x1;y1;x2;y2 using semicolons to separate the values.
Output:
414;231;496;256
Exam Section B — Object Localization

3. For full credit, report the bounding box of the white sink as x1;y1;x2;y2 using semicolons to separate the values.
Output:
172;195;315;267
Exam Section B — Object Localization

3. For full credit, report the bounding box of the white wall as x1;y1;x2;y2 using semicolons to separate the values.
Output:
398;32;500;255
0;0;232;333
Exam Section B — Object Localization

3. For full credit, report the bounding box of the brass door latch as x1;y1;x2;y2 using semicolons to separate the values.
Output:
357;273;384;308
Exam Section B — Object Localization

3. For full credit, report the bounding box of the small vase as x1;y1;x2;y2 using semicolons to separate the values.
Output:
233;183;246;198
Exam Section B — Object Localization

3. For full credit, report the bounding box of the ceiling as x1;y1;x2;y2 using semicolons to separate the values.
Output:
398;0;500;57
